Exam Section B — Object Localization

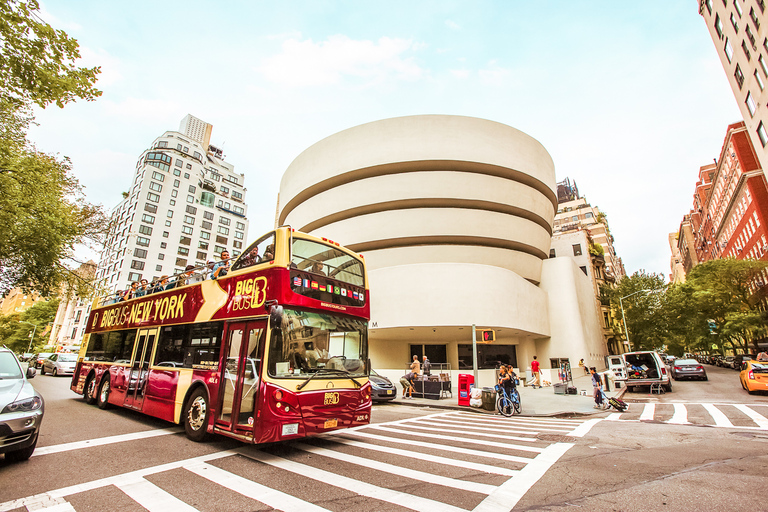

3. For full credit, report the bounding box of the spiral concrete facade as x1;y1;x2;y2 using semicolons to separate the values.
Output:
278;115;607;385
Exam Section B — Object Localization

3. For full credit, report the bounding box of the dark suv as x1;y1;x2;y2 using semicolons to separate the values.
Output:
0;348;44;462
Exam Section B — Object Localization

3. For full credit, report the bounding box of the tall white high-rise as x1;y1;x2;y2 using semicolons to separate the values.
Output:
95;115;249;294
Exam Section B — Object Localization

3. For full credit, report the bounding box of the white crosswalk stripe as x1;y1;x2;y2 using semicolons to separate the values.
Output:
606;402;768;430
0;412;599;512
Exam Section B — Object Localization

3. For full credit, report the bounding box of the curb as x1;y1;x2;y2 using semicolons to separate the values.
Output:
378;399;605;418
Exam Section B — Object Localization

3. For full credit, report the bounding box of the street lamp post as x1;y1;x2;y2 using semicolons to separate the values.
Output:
19;321;38;353
619;289;659;352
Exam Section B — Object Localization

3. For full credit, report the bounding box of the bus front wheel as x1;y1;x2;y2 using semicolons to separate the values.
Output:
184;388;210;442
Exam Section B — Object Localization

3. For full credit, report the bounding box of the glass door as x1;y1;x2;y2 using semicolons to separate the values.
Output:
124;327;158;410
216;321;265;432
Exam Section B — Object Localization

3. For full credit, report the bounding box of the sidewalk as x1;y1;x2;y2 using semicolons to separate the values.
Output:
385;373;626;417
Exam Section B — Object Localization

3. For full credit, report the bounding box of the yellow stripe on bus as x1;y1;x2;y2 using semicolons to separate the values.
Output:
174;369;194;424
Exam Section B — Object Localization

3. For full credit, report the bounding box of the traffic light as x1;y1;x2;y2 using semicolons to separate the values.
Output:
481;329;495;342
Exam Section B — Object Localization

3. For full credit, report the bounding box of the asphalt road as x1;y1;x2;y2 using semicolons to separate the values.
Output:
2;363;767;511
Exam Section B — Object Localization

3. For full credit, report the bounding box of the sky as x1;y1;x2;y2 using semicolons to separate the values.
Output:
28;1;742;279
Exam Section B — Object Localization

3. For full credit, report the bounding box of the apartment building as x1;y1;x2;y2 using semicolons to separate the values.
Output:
551;178;625;354
677;122;768;281
95;115;249;294
48;261;97;350
699;0;768;173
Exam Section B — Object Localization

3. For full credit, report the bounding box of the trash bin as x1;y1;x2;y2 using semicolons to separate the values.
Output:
553;383;566;395
481;387;496;411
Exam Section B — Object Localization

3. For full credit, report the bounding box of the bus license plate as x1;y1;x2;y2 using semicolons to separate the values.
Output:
324;418;338;429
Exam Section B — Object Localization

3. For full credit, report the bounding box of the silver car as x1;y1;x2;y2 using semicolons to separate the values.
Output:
41;353;78;376
0;348;44;462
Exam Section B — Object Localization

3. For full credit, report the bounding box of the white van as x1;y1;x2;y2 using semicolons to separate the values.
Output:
623;351;672;392
605;355;627;381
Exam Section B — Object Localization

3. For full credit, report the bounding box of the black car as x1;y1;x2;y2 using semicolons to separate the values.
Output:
369;370;397;401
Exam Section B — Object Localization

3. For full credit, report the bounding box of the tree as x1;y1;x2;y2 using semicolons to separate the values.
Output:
0;0;106;296
1;298;59;353
602;270;669;352
669;259;768;355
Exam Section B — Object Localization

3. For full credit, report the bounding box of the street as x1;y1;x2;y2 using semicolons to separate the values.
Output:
1;364;767;511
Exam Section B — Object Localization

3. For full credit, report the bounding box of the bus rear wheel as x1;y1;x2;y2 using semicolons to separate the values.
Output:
84;375;97;405
184;388;210;442
97;378;111;410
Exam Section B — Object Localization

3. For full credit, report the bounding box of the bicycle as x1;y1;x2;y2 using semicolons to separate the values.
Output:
495;385;521;416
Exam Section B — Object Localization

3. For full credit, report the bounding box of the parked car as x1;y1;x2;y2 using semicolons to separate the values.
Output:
713;355;724;366
670;359;707;380
722;356;737;369
369;369;397;401
0;347;44;462
740;360;768;394
31;353;53;369
733;354;757;371
41;353;78;376
623;351;672;392
19;353;34;363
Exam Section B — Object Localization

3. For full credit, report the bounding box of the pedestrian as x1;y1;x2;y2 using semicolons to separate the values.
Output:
579;358;588;375
410;354;421;376
422;355;431;376
590;367;604;409
531;355;541;389
399;371;415;399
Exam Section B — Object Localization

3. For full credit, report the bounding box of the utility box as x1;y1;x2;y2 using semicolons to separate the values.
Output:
458;374;474;406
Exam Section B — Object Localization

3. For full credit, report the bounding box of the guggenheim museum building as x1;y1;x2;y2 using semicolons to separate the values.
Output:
277;115;606;386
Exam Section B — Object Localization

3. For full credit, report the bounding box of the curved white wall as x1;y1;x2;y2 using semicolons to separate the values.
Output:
278;114;557;341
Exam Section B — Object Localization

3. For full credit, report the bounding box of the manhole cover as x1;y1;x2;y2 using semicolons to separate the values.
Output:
536;434;578;443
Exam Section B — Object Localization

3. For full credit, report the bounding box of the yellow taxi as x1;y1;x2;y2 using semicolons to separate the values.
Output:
739;359;768;394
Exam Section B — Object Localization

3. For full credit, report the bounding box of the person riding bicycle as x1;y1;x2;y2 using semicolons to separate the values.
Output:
499;365;516;397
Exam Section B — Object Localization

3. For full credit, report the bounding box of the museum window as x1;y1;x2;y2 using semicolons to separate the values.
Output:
409;344;447;364
458;344;517;369
572;244;582;256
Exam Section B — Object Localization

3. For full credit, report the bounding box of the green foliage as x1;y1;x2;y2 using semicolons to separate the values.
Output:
0;0;101;109
0;0;106;296
589;243;605;256
1;298;59;353
603;270;668;351
668;259;768;355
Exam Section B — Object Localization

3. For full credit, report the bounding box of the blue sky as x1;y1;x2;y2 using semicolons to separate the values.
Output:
29;1;741;278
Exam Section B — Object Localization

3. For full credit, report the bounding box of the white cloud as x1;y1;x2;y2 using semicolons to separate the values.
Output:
37;2;82;31
101;97;181;120
79;46;123;86
445;20;461;31
450;69;470;79
259;35;424;87
478;60;512;85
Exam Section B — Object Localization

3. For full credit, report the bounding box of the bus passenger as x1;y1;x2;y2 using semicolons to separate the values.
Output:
240;246;261;267
311;261;325;276
263;244;275;261
122;281;138;300
153;275;171;293
135;279;150;297
211;251;230;280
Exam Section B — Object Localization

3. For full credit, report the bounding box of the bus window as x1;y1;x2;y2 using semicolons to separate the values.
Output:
291;239;364;287
231;232;276;272
154;322;223;370
268;309;367;378
85;330;137;363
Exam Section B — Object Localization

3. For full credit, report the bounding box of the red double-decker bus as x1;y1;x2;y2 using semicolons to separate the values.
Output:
71;227;372;443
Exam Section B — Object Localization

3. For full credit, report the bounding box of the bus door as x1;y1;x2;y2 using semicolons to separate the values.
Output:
216;321;265;433
124;327;159;410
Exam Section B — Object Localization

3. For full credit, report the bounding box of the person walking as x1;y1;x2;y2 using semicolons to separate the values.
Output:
422;355;431;376
531;356;541;389
590;367;604;409
410;354;421;376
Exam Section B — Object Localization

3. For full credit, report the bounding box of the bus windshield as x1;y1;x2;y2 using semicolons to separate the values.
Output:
292;238;364;287
268;309;367;378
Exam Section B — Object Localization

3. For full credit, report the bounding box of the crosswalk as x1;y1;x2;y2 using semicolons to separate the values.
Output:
605;401;768;429
0;412;599;512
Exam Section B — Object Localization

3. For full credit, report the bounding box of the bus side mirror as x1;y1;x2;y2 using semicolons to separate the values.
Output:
269;305;283;326
366;358;372;375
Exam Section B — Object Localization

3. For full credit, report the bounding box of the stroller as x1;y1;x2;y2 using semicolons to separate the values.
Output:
599;389;628;412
